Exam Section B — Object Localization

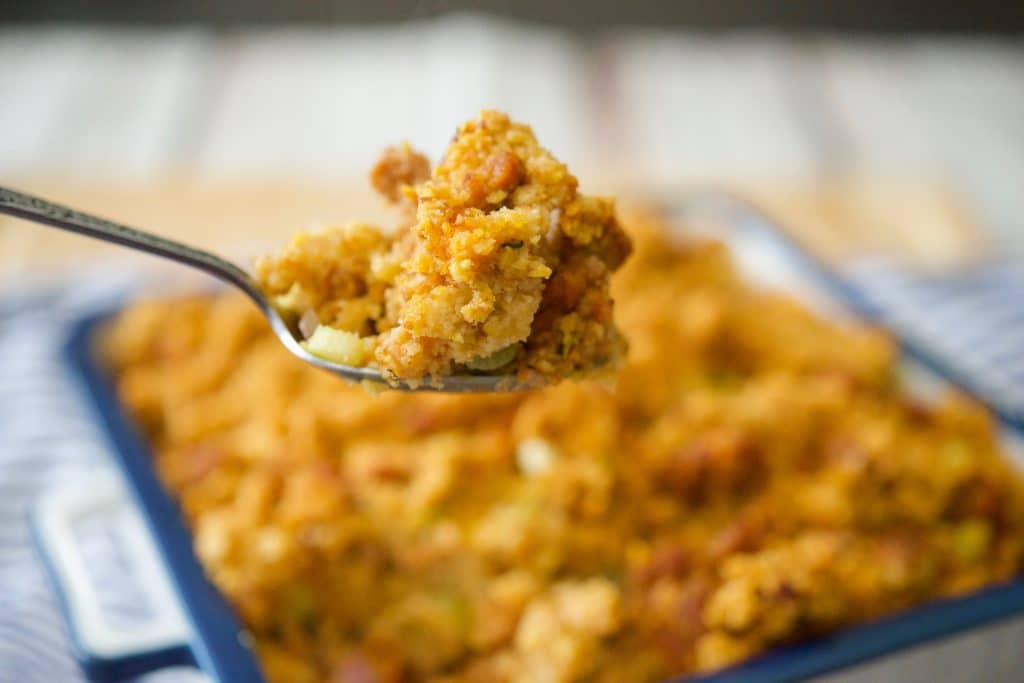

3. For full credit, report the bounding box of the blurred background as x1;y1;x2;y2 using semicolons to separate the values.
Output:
3;5;1024;683
1;0;1023;280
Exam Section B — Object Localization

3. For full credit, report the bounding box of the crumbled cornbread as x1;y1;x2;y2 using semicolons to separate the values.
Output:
255;110;631;386
105;207;1024;683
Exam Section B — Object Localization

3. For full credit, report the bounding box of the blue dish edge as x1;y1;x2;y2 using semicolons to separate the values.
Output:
63;311;267;683
27;506;196;682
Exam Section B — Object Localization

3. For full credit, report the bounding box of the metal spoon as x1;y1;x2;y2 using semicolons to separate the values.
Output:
0;185;520;392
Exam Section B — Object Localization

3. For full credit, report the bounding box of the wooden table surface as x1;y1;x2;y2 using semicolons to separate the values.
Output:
1;20;1022;280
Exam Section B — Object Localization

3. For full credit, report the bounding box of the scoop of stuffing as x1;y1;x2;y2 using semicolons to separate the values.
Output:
255;110;631;386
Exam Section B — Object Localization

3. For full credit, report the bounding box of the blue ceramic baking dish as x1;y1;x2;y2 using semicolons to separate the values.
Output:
33;195;1024;682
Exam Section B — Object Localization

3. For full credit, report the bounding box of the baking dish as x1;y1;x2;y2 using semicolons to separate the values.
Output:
32;195;1024;682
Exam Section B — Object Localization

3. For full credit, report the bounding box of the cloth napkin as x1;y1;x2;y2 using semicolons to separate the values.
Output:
2;258;1023;683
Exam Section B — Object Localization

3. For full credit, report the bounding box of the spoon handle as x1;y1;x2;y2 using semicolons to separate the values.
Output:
0;185;263;300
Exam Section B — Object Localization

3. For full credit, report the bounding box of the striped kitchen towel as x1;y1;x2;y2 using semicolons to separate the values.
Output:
0;274;204;683
1;255;1023;683
848;256;1024;427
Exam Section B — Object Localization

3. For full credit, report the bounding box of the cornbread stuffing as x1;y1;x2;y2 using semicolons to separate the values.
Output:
255;110;631;385
104;208;1024;683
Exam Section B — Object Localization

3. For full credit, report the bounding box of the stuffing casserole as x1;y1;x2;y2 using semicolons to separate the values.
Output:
103;207;1024;683
255;111;631;386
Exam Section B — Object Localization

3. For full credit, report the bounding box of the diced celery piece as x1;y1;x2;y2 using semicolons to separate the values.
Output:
465;344;519;371
302;326;368;366
516;438;557;475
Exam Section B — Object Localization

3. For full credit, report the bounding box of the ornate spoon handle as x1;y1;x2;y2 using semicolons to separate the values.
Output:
0;185;263;302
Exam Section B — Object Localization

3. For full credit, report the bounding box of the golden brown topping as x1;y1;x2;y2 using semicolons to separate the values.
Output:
463;149;525;207
369;143;431;204
107;197;1024;683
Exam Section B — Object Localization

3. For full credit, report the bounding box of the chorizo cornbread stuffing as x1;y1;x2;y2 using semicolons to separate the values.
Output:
105;207;1024;683
256;110;631;386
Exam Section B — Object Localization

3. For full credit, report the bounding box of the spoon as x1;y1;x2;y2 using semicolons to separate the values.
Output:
0;185;519;392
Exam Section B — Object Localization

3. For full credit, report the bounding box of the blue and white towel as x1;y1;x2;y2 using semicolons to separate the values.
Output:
849;257;1024;424
2;258;1024;683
